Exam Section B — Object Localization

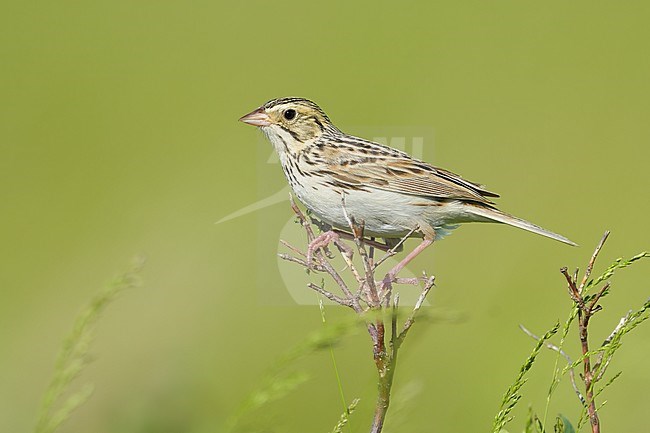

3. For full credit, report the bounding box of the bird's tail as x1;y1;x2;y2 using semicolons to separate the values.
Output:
468;205;577;246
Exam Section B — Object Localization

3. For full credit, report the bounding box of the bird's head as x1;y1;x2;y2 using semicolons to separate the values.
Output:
239;97;335;152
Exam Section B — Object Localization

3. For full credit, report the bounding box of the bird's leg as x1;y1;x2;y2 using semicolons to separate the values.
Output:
306;229;387;269
381;238;433;287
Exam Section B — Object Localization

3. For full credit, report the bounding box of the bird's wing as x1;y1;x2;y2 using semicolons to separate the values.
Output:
311;134;499;203
324;153;499;204
370;158;498;203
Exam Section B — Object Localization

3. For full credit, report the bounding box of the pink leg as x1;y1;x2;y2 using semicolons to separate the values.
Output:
384;238;433;282
307;230;340;266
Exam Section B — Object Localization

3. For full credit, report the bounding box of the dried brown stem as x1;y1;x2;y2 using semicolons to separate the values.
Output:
307;282;354;306
280;239;306;257
579;305;600;433
278;253;326;272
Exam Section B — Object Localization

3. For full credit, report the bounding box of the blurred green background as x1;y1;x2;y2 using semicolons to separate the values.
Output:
2;2;649;432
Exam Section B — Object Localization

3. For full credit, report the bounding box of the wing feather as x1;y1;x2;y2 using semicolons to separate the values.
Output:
325;154;499;203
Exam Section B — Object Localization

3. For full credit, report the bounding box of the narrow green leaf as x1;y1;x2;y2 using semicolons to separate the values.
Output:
556;415;575;433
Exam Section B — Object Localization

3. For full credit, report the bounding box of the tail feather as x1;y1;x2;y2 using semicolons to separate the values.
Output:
468;206;577;246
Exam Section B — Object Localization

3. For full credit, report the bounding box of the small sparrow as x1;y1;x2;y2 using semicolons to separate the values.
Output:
240;97;575;273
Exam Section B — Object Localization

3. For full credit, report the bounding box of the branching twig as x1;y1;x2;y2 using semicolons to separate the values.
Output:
280;197;435;433
578;231;610;293
278;253;326;272
307;282;354;307
289;195;362;313
559;231;611;433
397;275;435;347
373;227;417;270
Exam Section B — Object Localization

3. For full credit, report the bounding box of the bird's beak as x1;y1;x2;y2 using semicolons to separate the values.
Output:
239;107;272;127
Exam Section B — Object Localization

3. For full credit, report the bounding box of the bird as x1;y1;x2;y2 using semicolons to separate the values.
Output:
239;97;576;277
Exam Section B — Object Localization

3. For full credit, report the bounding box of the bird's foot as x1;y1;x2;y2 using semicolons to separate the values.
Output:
307;230;340;268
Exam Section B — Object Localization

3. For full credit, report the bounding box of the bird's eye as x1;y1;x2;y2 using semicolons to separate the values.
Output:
283;109;296;120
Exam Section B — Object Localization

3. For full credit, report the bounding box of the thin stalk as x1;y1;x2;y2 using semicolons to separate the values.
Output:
319;298;351;432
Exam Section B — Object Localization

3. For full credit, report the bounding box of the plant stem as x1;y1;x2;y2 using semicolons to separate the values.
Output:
560;231;611;433
283;199;434;433
370;278;433;433
370;316;392;433
579;309;600;433
370;359;394;433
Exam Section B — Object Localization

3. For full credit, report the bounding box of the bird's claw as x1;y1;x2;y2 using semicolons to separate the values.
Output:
307;230;341;268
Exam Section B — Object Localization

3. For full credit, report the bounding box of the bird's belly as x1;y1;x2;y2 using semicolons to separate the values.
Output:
292;183;472;238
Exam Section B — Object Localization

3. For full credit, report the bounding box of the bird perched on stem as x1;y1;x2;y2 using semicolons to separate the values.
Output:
240;97;576;278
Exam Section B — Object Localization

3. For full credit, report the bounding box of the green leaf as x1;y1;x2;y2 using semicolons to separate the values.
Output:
586;252;649;291
554;415;575;433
